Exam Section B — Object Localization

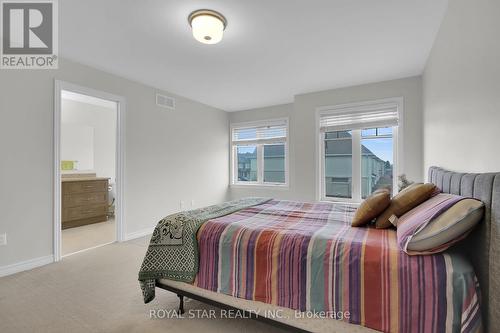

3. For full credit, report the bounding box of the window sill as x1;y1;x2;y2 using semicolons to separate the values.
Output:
319;197;361;205
230;183;289;190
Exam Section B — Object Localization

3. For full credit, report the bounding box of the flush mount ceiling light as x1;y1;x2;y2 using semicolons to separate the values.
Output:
188;9;227;45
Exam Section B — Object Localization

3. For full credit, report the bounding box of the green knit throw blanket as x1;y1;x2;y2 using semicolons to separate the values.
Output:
138;197;271;303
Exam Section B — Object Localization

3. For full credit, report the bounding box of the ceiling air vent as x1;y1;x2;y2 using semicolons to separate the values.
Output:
156;93;175;110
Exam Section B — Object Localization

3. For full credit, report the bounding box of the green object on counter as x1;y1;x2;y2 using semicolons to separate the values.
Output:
61;160;76;170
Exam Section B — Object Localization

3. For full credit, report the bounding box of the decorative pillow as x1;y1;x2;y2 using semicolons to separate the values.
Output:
375;183;437;229
397;193;484;255
351;189;391;227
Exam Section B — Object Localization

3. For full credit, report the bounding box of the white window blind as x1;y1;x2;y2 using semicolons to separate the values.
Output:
319;102;399;132
232;120;287;145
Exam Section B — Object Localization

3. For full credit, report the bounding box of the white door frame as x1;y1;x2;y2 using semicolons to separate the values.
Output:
53;80;126;262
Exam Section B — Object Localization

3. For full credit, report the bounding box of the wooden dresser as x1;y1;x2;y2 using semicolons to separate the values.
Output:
61;177;110;229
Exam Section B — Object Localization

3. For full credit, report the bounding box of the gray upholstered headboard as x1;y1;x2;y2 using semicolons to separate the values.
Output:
428;166;500;332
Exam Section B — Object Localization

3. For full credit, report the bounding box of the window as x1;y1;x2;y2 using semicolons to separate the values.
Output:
361;127;394;198
318;98;401;202
231;119;288;186
324;130;353;198
236;145;257;181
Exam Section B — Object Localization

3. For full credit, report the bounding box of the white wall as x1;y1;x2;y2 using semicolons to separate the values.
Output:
423;0;500;175
61;124;95;171
229;76;423;201
61;99;116;182
0;58;229;268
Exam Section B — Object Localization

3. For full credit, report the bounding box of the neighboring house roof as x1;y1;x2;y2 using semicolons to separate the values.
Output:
237;145;285;161
237;150;256;163
325;138;382;161
236;138;386;164
263;145;285;157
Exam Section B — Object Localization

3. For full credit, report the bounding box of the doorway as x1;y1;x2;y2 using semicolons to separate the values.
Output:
54;81;125;260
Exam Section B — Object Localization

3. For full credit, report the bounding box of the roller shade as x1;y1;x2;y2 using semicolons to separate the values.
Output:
232;120;287;145
319;102;399;132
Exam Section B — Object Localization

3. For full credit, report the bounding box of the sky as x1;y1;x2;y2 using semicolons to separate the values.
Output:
237;146;257;154
362;138;393;164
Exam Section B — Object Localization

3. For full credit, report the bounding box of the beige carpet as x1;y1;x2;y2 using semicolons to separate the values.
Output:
62;218;116;256
0;236;286;333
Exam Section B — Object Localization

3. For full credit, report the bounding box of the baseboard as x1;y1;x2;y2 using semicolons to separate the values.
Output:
124;226;154;241
0;255;54;278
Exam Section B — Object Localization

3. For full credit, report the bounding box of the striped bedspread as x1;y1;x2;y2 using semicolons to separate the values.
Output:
193;200;481;333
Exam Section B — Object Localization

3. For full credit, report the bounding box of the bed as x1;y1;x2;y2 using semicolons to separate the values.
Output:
140;167;500;333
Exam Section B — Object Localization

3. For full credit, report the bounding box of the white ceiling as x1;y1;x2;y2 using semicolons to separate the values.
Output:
60;0;448;111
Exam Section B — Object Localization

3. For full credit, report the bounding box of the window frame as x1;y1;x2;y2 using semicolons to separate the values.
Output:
316;97;403;203
230;118;289;188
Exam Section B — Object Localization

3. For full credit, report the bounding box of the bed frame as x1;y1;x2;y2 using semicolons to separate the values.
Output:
156;167;500;332
156;281;310;333
428;167;500;332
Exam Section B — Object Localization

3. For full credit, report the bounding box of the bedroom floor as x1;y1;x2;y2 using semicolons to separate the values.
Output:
62;217;116;256
0;236;286;333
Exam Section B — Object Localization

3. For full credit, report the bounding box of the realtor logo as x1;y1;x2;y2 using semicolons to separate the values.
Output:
1;0;58;69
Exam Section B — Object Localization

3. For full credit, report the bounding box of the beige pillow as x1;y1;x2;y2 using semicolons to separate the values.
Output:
351;189;391;227
406;199;484;252
375;183;437;229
